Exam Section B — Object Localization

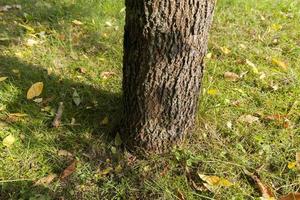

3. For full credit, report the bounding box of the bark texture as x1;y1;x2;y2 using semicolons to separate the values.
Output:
123;0;216;153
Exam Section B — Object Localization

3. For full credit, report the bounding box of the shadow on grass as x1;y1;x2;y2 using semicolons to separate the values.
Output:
0;1;124;198
0;1;136;199
0;55;123;198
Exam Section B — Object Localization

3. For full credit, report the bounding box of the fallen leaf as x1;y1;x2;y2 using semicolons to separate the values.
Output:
271;24;282;31
100;117;109;125
176;189;186;200
3;134;16;147
105;21;113;27
26;38;39;47
279;193;300;200
296;152;300;170
238;115;260;124
58;150;73;158
27;82;44;100
246;59;259;74
8;113;28;118
0;4;21;12
114;133;122;146
259;72;266;80
72;20;84;25
239;44;247;49
226;121;233;129
75;67;86;74
33;98;43;103
288;162;296;170
224;72;240;81
198;174;234;187
0;77;8;82
97;167;113;177
244;170;275;199
0;121;8;129
264;114;287;121
60;160;77;180
35;174;57;186
207;89;218;96
100;71;116;80
206;52;213;59
220;47;231;55
115;165;123;173
272;58;287;70
72;90;81;106
52;102;64;128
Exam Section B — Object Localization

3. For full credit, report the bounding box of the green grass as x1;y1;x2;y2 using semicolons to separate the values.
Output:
0;0;299;199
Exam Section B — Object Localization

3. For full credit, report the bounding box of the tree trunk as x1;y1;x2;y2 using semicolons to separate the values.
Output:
123;0;216;153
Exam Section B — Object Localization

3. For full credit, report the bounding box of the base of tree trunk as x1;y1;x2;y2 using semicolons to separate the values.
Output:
122;0;215;154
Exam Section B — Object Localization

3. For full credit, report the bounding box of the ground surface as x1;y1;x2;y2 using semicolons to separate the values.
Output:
0;0;299;199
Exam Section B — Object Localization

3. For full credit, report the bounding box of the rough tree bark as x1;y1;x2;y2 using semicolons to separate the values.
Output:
123;0;216;153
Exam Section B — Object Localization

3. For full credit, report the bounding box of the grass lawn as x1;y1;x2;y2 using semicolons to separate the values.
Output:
0;0;299;199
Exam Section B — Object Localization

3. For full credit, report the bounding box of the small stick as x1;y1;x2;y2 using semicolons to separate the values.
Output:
52;102;64;128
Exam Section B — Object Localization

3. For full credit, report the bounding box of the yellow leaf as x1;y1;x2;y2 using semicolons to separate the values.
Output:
114;133;122;146
3;134;16;147
27;82;44;100
198;174;233;187
207;89;218;96
206;52;212;59
271;24;282;31
220;47;231;55
100;117;109;125
72;20;83;25
219;178;234;187
98;167;113;177
288;162;296;170
0;77;8;82
272;58;288;70
8;113;28;118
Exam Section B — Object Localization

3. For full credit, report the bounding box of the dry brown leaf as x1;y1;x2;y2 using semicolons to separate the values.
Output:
238;115;260;124
244;170;275;199
279;193;300;200
176;189;186;200
264;114;287;121
224;72;240;81
60;160;77;180
35;173;57;186
27;82;44;100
